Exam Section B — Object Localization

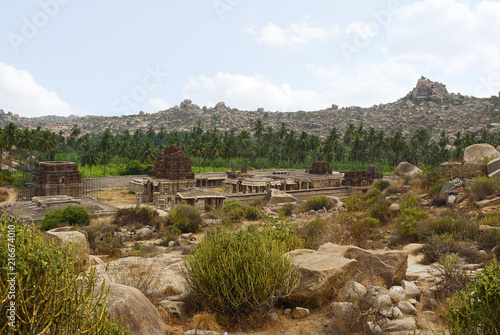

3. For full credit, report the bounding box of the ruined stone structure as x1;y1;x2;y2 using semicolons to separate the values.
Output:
151;146;195;180
342;170;373;186
34;162;83;197
308;161;332;175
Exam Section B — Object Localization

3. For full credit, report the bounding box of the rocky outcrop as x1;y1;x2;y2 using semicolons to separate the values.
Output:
46;227;90;264
343;246;408;287
264;189;297;205
406;76;449;103
487;157;500;177
395;162;422;177
286;245;357;307
464;143;500;163
105;283;167;335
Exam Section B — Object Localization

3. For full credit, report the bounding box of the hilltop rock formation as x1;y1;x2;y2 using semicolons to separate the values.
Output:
406;76;449;103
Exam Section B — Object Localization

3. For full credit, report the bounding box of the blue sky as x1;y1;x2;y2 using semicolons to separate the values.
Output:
0;0;499;117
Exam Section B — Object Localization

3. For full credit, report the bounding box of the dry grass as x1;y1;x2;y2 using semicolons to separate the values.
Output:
190;312;223;332
98;187;136;206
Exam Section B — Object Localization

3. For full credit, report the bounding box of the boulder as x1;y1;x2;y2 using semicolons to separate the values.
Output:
395;162;422;177
292;307;310;319
94;254;185;298
464;143;500;163
398;301;417;315
338;281;367;303
264;189;297;205
106;283;167;335
286;245;357;307
381;317;416;332
379;306;403;319
344;246;408;287
364;286;392;309
387;286;406;303
46;227;90;265
327;302;358;320
488;157;500;177
401;280;421;299
476;197;500;208
159;300;188;319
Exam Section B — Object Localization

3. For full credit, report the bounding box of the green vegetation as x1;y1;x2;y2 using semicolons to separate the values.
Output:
40;205;91;231
0;218;129;334
167;202;202;233
244;206;261;220
299;195;333;212
468;175;500;201
182;227;300;318
445;258;500;334
398;193;429;236
219;200;245;226
112;207;158;228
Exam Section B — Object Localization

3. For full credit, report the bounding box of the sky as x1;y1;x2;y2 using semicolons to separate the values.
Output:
0;0;500;118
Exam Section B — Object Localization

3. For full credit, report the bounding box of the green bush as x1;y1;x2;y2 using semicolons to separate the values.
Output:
362;216;382;228
398;207;429;236
469;176;500;201
372;180;390;191
422;233;457;263
122;160;153;176
167;202;202;233
294;218;329;250
260;223;304;252
40;205;91;231
344;188;382;212
182;228;300;318
279;203;294;216
219;200;245;226
445;258;500;334
162;225;182;244
367;198;391;223
0;218;129;334
400;193;421;210
416;212;479;242
244;206;260;220
300;195;333;212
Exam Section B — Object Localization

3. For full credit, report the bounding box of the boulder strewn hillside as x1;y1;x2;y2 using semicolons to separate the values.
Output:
1;77;499;138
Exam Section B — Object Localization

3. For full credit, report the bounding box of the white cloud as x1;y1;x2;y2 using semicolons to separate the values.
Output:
385;0;500;74
248;22;334;47
184;72;330;112
308;61;421;107
0;62;85;117
144;98;169;113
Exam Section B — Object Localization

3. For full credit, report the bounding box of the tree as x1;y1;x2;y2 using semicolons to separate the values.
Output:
238;130;251;165
391;131;406;167
190;136;206;169
252;118;265;168
36;130;58;161
79;140;98;177
99;128;113;176
208;134;223;168
2;122;18;170
138;139;157;164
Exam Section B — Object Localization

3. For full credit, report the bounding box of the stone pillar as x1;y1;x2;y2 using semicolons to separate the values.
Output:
136;193;143;207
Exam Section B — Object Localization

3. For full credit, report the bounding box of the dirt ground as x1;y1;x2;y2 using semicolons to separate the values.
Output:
98;187;137;206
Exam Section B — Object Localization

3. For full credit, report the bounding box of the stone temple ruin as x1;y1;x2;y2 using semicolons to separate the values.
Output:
34;161;83;197
131;149;383;210
131;146;225;210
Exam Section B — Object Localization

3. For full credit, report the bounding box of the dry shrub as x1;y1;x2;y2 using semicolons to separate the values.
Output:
106;257;179;304
329;212;377;249
469;176;500;201
190;312;222;332
112;207;158;228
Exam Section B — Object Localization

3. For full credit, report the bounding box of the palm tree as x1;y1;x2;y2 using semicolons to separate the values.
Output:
297;131;309;168
343;123;357;146
252;118;265;168
438;130;449;162
391;131;406;167
190;136;206;170
138;139;157;164
222;134;236;168
70;124;81;139
99;128;113;176
36;130;58;161
411;128;430;166
79;140;98;177
2;122;18;170
284;130;297;168
238;130;251;165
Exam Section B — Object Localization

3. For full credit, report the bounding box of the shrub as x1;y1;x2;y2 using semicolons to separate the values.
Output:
416;212;479;242
0;218;129;334
398;207;429;236
167;202;202;233
112;207;157;228
294;218;329;250
445;258;500;334
422;233;457;263
219;200;245;226
244;206;261;220
372;180;390;191
182;228;300;318
299;195;333;212
399;193;421;210
40;205;91;231
468;176;500;201
367;198;391;223
433;253;471;301
161;225;182;245
479;215;500;227
362;216;381;228
280;203;294;216
344;188;382;212
261;223;304;252
122;160;154;175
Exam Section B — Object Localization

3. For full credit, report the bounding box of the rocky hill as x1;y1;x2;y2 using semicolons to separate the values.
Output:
1;77;499;139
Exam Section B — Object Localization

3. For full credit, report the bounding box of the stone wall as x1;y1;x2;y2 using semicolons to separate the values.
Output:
342;170;373;187
309;162;332;175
